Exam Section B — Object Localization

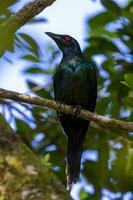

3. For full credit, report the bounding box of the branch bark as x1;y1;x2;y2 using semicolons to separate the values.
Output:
0;88;133;133
0;114;68;200
1;0;56;31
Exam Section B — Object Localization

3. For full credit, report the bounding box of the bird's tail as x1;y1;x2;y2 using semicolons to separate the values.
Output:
66;135;84;191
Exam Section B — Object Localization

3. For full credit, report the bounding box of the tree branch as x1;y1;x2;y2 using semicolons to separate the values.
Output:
0;0;56;55
0;114;68;200
0;88;133;133
1;0;56;31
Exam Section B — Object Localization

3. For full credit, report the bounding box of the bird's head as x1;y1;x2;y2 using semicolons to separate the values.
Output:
45;32;82;58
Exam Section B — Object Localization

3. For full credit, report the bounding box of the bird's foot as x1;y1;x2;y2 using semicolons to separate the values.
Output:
72;105;82;119
56;100;66;110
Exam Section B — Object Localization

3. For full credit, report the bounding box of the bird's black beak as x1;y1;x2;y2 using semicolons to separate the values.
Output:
45;32;61;42
45;32;64;51
45;32;70;53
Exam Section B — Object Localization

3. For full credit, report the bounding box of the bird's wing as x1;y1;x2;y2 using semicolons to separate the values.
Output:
53;65;65;101
86;60;97;112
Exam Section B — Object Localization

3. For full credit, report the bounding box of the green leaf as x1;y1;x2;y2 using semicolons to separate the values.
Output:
80;188;89;200
89;11;118;37
27;81;53;99
123;97;133;108
89;12;118;37
90;36;119;51
18;33;40;57
123;7;133;21
24;67;45;73
41;153;51;165
124;74;133;89
101;0;121;15
49;151;65;168
124;1;133;12
84;36;119;57
21;55;39;62
121;81;129;88
24;66;55;75
0;0;17;13
44;153;50;162
90;29;117;38
16;119;36;145
126;147;133;175
89;11;116;28
27;81;38;90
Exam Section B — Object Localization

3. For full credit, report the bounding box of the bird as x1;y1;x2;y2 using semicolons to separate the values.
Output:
45;32;97;191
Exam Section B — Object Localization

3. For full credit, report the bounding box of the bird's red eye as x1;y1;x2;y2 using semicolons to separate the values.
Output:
64;36;72;42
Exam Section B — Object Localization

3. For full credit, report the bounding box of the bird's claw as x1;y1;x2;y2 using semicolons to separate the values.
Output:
56;100;66;109
72;105;82;119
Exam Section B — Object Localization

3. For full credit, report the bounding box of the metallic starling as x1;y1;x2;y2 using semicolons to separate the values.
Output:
46;32;97;191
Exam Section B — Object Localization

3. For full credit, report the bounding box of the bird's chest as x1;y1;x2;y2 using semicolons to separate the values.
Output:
54;64;89;105
64;66;83;89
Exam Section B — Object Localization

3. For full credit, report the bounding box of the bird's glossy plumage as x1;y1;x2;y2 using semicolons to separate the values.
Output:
46;32;97;190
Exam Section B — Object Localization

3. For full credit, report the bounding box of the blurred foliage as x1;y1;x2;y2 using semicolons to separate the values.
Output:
0;0;133;199
0;0;18;54
0;0;47;55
